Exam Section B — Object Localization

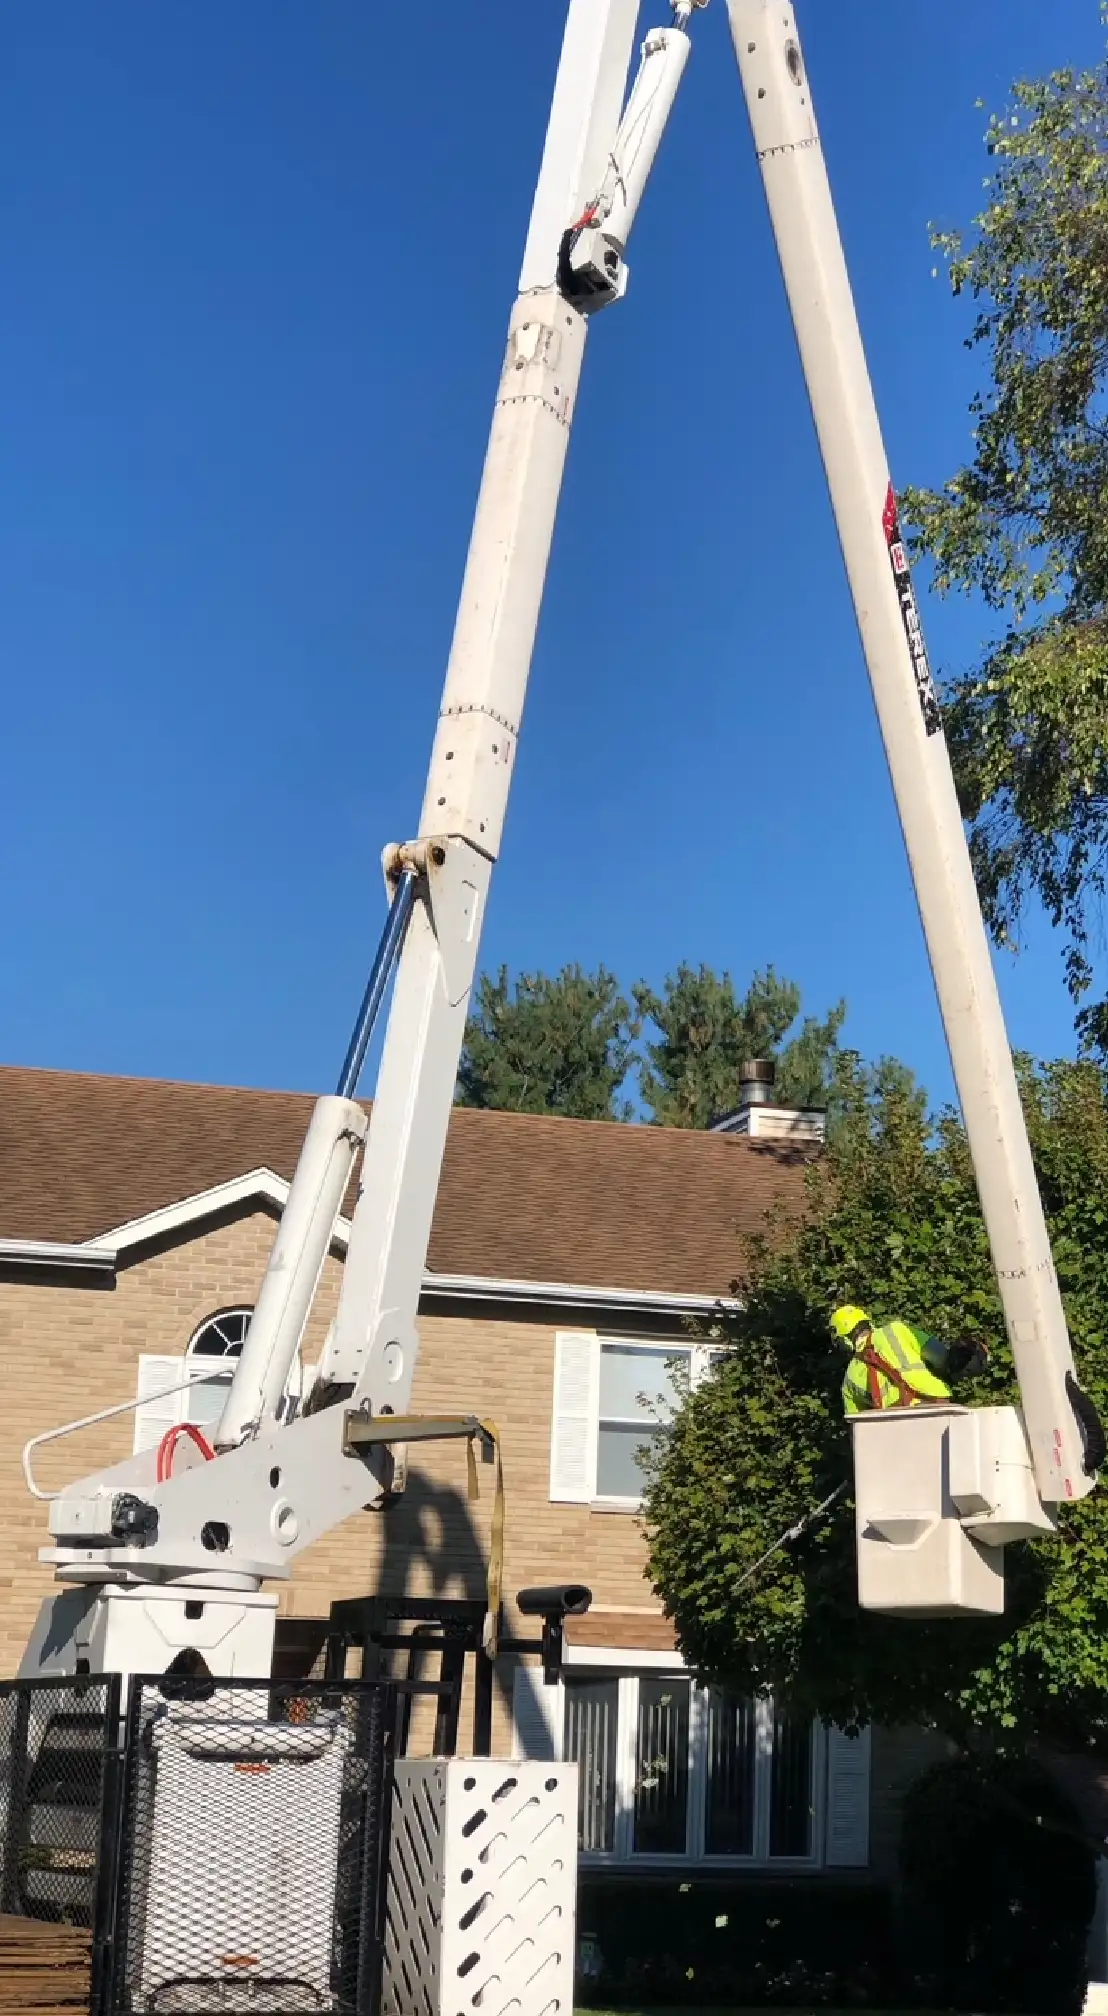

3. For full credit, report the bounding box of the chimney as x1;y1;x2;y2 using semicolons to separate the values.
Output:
739;1059;775;1108
709;1057;827;1144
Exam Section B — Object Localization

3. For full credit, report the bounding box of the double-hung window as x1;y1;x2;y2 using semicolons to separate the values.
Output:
512;1666;871;1869
550;1332;722;1508
563;1675;820;1864
133;1308;321;1453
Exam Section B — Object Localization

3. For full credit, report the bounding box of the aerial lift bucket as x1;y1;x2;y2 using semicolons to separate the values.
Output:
849;1405;1056;1616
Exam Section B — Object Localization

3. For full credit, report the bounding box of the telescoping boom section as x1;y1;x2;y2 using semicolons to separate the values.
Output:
728;0;1103;1612
22;0;704;1688
21;0;1104;1705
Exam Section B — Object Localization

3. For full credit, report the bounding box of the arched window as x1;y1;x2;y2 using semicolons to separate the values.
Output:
183;1308;253;1427
188;1308;253;1360
136;1308;312;1451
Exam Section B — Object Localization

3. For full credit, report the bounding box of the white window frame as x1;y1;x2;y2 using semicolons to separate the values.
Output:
558;1669;827;1869
182;1307;256;1431
550;1331;723;1511
133;1308;255;1454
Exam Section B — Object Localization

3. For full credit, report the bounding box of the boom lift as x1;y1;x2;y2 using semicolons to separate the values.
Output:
19;0;1105;1689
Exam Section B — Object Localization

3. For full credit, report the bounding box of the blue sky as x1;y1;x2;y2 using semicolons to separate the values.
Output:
1;0;1102;1112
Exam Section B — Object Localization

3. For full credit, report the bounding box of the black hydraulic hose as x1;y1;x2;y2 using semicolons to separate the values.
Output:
335;867;419;1100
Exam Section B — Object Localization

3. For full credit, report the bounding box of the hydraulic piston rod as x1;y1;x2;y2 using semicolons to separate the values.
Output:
336;865;420;1100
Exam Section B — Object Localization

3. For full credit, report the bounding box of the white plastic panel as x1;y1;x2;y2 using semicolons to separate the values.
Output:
383;1758;578;2016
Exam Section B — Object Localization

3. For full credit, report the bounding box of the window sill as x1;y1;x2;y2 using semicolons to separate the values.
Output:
589;1497;645;1516
578;1851;823;1872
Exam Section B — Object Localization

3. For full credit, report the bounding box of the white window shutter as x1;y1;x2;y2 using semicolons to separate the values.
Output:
824;1724;871;1867
181;1361;233;1430
512;1665;563;1761
549;1332;599;1502
133;1355;185;1455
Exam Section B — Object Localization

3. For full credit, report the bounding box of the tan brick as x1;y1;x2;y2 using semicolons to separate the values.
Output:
0;1211;661;1674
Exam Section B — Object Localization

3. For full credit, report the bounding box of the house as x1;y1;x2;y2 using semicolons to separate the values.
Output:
0;1063;945;1890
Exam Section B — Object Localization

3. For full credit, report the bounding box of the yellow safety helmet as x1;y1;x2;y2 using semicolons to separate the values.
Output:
830;1305;872;1346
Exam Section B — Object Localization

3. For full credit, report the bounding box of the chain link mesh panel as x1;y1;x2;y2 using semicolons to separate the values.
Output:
0;1678;119;1930
109;1678;392;2016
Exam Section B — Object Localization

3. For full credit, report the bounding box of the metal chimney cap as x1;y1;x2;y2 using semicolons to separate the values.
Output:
740;1059;776;1087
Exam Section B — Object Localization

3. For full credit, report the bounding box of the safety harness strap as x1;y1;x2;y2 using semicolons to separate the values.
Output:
856;1344;935;1411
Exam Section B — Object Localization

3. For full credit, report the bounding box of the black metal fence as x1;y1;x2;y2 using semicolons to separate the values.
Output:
0;1675;123;2009
0;1674;395;2016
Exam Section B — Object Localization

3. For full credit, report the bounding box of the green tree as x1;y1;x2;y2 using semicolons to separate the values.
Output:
904;40;1108;1048
633;963;846;1127
456;963;638;1119
642;1052;1108;1749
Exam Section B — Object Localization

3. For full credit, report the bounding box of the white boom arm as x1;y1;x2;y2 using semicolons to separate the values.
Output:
726;0;1098;1508
24;0;1100;1684
27;0;697;1679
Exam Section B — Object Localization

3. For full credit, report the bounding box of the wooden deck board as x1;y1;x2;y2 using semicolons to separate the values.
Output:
0;1918;90;2013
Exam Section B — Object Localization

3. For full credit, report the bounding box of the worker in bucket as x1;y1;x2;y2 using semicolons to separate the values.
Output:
831;1305;989;1415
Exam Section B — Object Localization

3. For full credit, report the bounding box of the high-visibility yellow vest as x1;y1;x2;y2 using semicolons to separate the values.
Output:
842;1319;953;1415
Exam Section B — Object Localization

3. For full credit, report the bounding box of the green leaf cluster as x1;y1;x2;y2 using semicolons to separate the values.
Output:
643;1052;1108;1749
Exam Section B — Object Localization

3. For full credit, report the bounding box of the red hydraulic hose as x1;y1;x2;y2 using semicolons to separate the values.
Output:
156;1421;216;1483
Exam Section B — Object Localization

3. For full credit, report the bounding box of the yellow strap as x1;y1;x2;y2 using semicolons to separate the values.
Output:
477;1420;505;1660
373;1413;505;1661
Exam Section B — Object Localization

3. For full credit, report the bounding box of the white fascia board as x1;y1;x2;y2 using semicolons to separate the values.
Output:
0;1237;117;1276
422;1273;739;1319
562;1642;685;1671
88;1171;741;1321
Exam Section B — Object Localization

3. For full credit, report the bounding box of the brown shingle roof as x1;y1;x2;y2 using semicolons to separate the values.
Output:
0;1066;812;1299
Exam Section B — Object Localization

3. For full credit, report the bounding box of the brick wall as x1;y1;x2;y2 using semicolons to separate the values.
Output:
0;1206;658;1679
0;1205;963;1871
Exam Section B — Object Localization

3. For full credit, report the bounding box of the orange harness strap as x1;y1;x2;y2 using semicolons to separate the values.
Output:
857;1344;931;1410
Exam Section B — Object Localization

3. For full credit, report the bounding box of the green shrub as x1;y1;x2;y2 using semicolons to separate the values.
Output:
575;1874;900;2008
899;1754;1097;2016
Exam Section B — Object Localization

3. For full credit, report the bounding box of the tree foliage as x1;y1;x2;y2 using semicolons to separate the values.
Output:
904;40;1108;1047
633;964;846;1127
456;963;639;1120
458;959;846;1124
642;1052;1108;1749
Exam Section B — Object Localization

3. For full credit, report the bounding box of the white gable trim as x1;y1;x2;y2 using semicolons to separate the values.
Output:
94;1168;304;1254
85;1167;740;1318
